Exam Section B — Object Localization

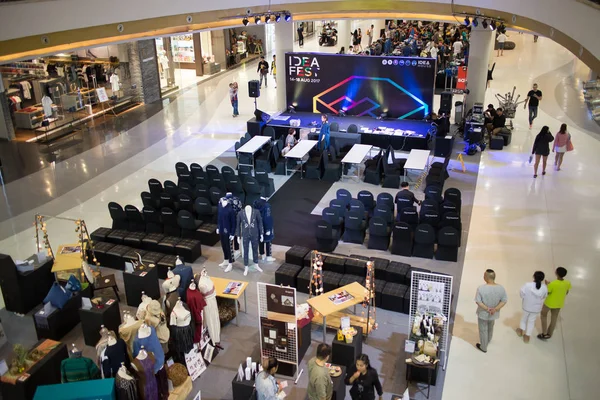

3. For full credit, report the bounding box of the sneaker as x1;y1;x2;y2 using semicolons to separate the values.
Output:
266;256;276;262
254;265;263;272
523;335;530;343
219;260;228;268
224;264;232;273
243;266;249;276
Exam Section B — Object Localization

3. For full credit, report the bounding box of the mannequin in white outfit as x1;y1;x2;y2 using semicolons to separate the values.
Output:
196;269;222;348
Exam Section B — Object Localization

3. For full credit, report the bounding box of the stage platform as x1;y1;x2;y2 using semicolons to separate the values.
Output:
266;112;431;151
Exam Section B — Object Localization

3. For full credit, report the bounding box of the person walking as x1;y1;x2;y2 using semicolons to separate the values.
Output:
552;123;574;171
538;267;571;340
367;25;374;46
345;354;383;400
318;114;330;151
228;82;239;117
517;271;548;343
308;344;333;400
496;32;508;56
257;56;269;88
524;83;543;129
271;55;277;88
475;269;508;353
298;23;304;47
255;357;284;400
357;28;363;51
531;126;554;178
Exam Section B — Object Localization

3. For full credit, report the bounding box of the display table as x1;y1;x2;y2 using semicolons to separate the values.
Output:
79;299;121;346
33;291;83;340
284;139;318;178
123;266;160;307
341;144;372;181
404;149;431;181
212;277;248;326
307;282;370;342
405;359;439;398
33;378;115;400
231;360;257;400
0;340;67;400
0;254;54;315
331;364;347;400
236;135;271;171
331;326;363;369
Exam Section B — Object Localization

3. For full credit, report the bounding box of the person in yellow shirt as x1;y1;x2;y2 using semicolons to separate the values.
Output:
538;267;571;340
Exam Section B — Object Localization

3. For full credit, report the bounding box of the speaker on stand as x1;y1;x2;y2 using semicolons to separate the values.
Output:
440;91;453;115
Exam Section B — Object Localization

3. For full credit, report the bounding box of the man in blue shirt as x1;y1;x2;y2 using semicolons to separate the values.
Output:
318;114;330;151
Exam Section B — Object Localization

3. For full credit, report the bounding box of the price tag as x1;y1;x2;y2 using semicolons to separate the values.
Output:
106;299;115;306
404;340;415;353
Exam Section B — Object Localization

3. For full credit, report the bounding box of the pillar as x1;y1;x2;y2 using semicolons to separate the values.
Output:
193;33;204;76
336;20;351;51
128;40;162;104
372;19;386;40
465;25;495;111
0;74;15;140
275;21;294;112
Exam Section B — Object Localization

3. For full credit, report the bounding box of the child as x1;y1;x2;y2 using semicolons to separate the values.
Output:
538;267;571;340
229;82;239;117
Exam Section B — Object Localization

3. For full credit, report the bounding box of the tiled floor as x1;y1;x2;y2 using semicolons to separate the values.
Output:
0;22;598;400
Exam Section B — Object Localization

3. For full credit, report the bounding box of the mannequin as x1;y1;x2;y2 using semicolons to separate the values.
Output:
61;344;100;382
115;362;139;400
119;312;143;357
132;345;158;400
161;272;181;322
133;324;164;374
41;95;53;117
236;205;264;276
186;279;206;344
172;256;193;301
101;331;131;378
144;300;170;353
169;299;195;362
136;292;152;320
96;325;110;371
196;269;221;346
222;193;243;256
110;72;121;97
217;194;236;272
253;197;276;262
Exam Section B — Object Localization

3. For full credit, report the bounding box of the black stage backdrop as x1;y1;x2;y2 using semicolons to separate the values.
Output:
285;52;435;120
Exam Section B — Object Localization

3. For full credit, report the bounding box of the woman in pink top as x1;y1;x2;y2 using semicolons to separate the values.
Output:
552;123;573;171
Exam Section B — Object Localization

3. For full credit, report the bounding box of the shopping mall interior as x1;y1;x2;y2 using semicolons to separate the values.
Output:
0;1;598;399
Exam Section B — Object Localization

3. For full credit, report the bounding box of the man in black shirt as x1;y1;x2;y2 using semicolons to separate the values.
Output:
484;104;495;126
395;182;421;216
490;108;506;136
257;56;269;88
524;83;542;129
297;23;304;47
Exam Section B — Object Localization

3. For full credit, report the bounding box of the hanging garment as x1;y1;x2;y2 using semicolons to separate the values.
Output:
101;338;131;378
144;300;170;353
110;74;121;92
133;355;158;400
133;326;164;374
115;374;139;400
253;198;274;242
41;96;53;116
197;275;221;343
186;288;206;343
60;356;100;383
20;81;32;100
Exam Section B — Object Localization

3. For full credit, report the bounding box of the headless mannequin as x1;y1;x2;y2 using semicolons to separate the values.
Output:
136;292;152;320
217;193;236;272
236;205;264;276
186;279;206;345
117;362;132;380
254;196;276;262
170;300;192;327
138;324;151;339
197;269;222;348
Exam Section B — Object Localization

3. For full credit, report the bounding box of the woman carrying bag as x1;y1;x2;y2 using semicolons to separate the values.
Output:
552;123;574;171
530;126;554;178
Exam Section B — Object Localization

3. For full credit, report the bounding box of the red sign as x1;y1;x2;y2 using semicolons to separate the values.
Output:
456;67;468;90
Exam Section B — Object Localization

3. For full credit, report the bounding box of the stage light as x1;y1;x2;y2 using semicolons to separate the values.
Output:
242;17;249;26
255;16;262;24
472;18;479;27
378;112;388;120
464;17;470;26
275;14;281;22
482;19;488;29
339;108;347;117
288;105;296;113
490;21;497;31
284;13;291;22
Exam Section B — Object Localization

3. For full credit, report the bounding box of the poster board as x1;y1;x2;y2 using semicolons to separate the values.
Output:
257;283;299;378
184;348;207;381
96;87;109;103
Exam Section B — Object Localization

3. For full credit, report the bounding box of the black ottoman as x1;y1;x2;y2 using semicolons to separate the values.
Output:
323;272;343;293
157;236;181;255
387;261;411;284
123;249;147;264
175;238;202;262
490;136;504;150
275;263;302;287
106;229;128;244
142;252;166;269
345;258;367;277
124;266;160;307
374;279;386;307
79;298;121;346
92;242;115;266
331;326;363;370
339;275;364;288
323;256;345;274
303;251;314;268
381;283;409;313
296;267;312;294
370;257;389;280
123;231;147;249
402;287;412;314
33;291;82;340
105;244;131;270
285;246;311;266
197;223;219;246
405;267;431;287
498;131;511;146
141;233;165;252
156;255;178;280
90;227;112;244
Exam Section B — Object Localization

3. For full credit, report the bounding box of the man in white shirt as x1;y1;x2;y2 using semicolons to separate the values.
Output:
430;43;439;63
452;40;463;59
496;32;508;57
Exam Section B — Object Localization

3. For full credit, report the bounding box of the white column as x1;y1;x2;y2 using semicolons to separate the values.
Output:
336;20;351;51
275;21;294;112
372;19;386;40
465;25;495;111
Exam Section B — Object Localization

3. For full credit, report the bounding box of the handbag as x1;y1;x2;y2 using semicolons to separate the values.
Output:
566;134;574;151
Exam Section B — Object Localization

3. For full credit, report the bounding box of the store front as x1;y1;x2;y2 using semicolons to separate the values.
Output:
225;26;265;69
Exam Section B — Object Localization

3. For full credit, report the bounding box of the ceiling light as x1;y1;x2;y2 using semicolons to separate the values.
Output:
284;13;291;22
255;16;262;24
275;14;281;23
265;14;272;24
464;17;470;26
472;18;479;27
242;17;249;26
490;21;497;31
482;19;488;29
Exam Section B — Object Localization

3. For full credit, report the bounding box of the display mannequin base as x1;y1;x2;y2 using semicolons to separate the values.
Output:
231;361;257;400
79;299;121;346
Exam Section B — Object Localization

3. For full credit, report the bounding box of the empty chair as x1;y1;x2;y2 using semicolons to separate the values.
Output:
221;166;236;180
435;226;460;262
108;202;128;230
164;180;179;198
357;190;375;216
322;207;344;232
243;177;263;206
194;197;217;224
329;199;346;213
179;182;194;199
413;224;436;259
384;145;406;169
243;132;251;141
159;192;175;209
192;170;209;188
440;200;458;217
209;187;224;206
391;222;413;256
142;206;163;234
304;150;323;180
376;192;394;211
424;185;443;204
194;184;210;201
444;188;462;211
255;167;275;197
336;188;352;209
425;172;444;189
141;191;157;209
330;122;339;132
224;177;245;203
420;210;440;230
209;173;226;192
175;162;189;177
161;207;181;237
177;172;193;186
368;216;392;250
263;126;276;139
399;206;419;230
347;124;358;133
322;146;342;182
420;199;439;217
125;204;145;232
177;193;194;213
348;199;368;222
148;178;163;198
315;220;339;252
255;145;273;173
382;146;405;189
178;210;202;239
440;212;462;246
205;164;220;181
342;210;367;244
190;163;203;178
240;136;249;146
373;204;394;227
238;165;252;183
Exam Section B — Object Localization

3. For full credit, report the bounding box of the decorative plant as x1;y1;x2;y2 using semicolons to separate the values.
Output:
9;344;28;374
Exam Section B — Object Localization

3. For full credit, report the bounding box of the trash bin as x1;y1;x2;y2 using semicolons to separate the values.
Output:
454;101;464;125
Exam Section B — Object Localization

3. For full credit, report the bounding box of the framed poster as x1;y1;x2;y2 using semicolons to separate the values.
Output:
184;348;207;381
266;285;296;315
96;87;109;103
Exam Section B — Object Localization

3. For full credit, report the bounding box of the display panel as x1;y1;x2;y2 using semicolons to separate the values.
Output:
285;52;435;119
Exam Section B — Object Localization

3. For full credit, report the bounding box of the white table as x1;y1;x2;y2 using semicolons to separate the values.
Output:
284;139;318;178
404;149;431;181
341;144;372;181
236;135;271;170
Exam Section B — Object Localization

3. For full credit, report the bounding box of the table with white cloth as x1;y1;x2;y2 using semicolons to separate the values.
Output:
236;135;271;171
341;144;372;181
403;149;431;181
283;139;319;178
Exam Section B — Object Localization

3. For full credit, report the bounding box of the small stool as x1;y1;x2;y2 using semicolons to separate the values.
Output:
323;256;345;274
123;266;160;307
490;136;504;150
142;252;166;269
338;274;364;288
175;239;202;262
105;244;131;270
285;245;310;266
405;267;431;287
322;272;342;292
381;283;408;313
123;249;147;264
158;236;181;255
303;251;313;268
156;255;178;280
141;233;165;252
197;223;219;246
344;258;367;277
106;229;128;244
296;267;312;294
370;257;389;279
387;261;411;284
90;227;113;244
275;263;301;287
374;279;386;307
92;242;115;267
123;231;147;248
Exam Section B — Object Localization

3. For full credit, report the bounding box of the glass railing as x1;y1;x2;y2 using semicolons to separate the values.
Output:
577;0;600;8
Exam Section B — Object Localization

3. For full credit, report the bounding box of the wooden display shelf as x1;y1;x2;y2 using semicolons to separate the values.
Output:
310;310;373;336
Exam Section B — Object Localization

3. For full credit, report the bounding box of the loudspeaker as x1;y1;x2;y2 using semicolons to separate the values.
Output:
434;136;454;157
254;109;271;122
248;80;260;98
440;91;453;113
